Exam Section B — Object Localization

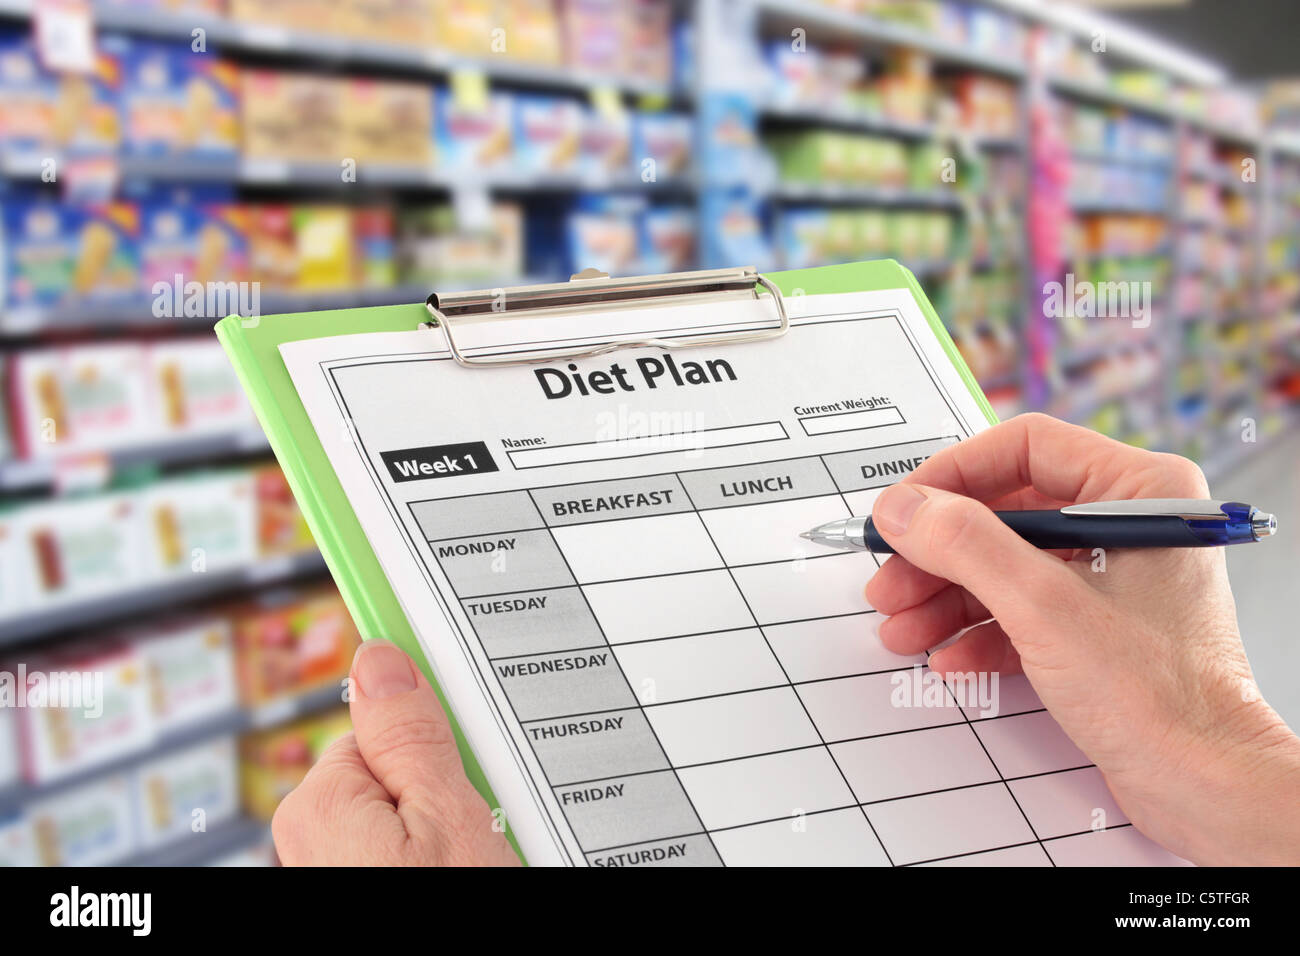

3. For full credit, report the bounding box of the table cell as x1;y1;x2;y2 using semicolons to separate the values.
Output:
582;570;753;643
1008;767;1127;840
530;475;690;528
866;782;1037;865
551;513;722;582
731;552;877;624
490;647;635;722
433;529;574;597
839;488;883;519
524;708;670;786
461;587;604;658
973;711;1090;779
614;629;785;705
698;494;850;566
678;456;837;510
676;748;856;830
915;844;1052;867
411;491;543;541
1045;827;1192;866
797;671;964;742
554;769;703;851
947;672;1045;721
822;437;957;493
585;833;722;868
645;687;818;765
832;724;1000;804
766;614;924;683
710;807;890;867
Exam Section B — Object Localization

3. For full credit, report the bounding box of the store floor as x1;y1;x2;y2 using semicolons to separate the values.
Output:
1220;428;1300;730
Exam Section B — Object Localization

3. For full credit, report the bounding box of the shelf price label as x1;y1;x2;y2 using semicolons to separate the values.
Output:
34;0;97;74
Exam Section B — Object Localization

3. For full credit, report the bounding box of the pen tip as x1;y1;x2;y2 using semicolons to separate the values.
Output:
798;531;813;540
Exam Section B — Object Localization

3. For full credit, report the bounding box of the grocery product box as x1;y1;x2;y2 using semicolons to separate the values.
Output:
136;615;239;732
231;587;361;706
397;202;523;285
339;0;437;49
292;206;355;291
512;94;583;177
12;491;142;608
342;77;434;168
253;463;314;556
434;0;496;57
112;35;240;158
133;736;239;849
435;89;514;173
560;0;622;75
240;70;345;164
353;206;398;289
19;639;156;784
147;338;253;436
28;773;137;866
1;202;139;310
0;812;36;867
504;0;563;64
7;341;152;457
631;111;691;180
140;471;258;579
140;199;251;299
579;106;631;182
0;510;23;620
640;204;695;274
240;708;352;821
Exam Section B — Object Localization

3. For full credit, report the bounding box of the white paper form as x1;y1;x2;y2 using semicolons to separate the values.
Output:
279;288;1189;867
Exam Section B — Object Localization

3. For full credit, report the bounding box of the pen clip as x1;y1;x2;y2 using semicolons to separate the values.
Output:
1059;499;1234;521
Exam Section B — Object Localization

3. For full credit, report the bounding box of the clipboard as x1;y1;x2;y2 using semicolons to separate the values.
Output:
215;259;998;863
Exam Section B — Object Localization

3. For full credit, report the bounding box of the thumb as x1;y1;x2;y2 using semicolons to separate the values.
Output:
871;483;1081;629
348;639;476;818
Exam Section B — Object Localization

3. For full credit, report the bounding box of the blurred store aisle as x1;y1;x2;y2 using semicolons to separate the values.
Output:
1221;430;1300;730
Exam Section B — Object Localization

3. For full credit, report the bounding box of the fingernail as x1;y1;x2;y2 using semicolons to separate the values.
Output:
354;639;417;699
874;483;926;536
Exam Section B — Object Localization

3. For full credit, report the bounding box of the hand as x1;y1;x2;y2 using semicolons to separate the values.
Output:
272;639;521;866
865;413;1300;866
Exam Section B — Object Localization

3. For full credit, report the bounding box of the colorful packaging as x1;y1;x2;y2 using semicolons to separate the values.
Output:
28;773;137;866
240;708;352;821
631;111;693;180
231;587;361;706
435;89;513;173
12;492;140;607
338;0;436;49
113;36;240;158
148;338;253;436
137;615;239;732
292;206;354;291
579;105;631;182
133;737;239;849
0;812;36;867
19;639;156;783
505;0;563;64
640;205;694;274
623;0;673;85
240;70;344;163
352;206;397;289
139;200;250;303
434;0;496;57
567;195;643;276
397;202;523;284
512;94;582;177
560;0;622;75
0;510;23;620
342;77;433;168
1;202;139;309
253;463;313;556
0;27;58;155
7;342;152;457
247;204;297;290
140;471;257;579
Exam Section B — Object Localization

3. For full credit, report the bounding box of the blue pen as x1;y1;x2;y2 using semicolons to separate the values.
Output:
801;499;1278;554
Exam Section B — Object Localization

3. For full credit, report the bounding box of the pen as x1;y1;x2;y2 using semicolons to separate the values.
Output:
800;499;1278;553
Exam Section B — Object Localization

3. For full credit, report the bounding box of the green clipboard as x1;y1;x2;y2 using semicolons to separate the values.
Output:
215;259;998;864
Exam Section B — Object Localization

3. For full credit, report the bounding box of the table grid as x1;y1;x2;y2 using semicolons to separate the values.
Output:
411;440;1124;866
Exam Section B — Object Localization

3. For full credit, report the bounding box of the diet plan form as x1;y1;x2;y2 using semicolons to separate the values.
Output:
279;288;1187;867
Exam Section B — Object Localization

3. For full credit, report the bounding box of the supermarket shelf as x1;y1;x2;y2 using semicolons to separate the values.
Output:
0;0;680;99
766;182;963;208
1069;197;1171;215
1069;148;1172;170
754;0;1026;77
1048;75;1177;119
0;427;271;491
1;149;697;194
0;682;343;817
122;816;271;868
759;102;1019;150
0;549;328;647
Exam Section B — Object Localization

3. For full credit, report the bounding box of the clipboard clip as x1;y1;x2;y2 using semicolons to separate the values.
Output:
422;266;789;368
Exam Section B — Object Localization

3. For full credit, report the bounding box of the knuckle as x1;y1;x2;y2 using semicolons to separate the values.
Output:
365;706;456;765
1157;453;1209;496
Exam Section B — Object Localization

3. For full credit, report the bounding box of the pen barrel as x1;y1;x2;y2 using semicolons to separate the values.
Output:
863;512;1210;554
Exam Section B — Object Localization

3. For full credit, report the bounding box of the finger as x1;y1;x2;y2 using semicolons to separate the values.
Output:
871;482;1085;631
348;639;483;827
877;584;991;655
928;621;1024;676
272;732;407;866
865;554;951;614
906;413;1210;504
